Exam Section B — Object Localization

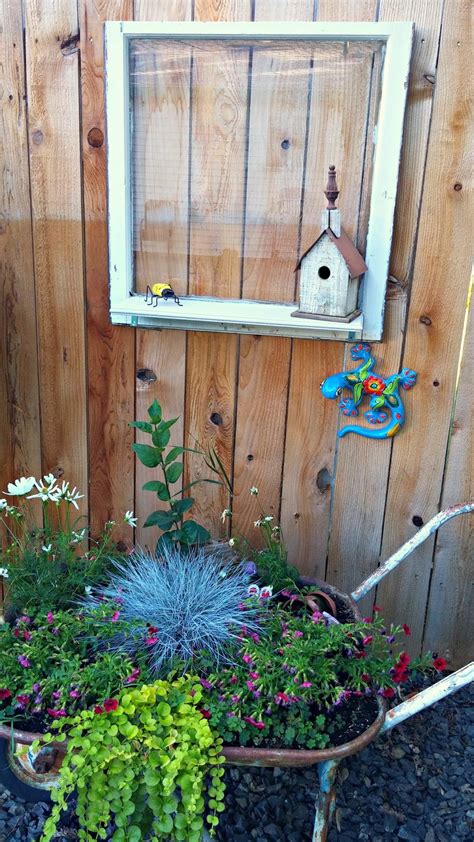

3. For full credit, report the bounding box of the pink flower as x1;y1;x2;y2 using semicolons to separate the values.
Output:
69;689;81;699
363;635;373;645
244;716;265;730
125;668;140;685
23;631;31;641
145;636;159;646
0;689;11;701
246;681;256;691
18;655;30;668
311;611;323;622
47;708;67;719
250;633;260;644
103;698;118;712
46;612;54;624
294;631;303;638
52;690;61;701
363;617;373;623
249;672;259;680
300;682;312;688
275;692;290;704
111;611;121;623
16;694;30;708
242;654;253;665
230;675;238;685
19;616;31;625
231;694;240;703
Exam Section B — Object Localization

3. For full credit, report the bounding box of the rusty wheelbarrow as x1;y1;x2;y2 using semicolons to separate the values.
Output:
0;502;473;841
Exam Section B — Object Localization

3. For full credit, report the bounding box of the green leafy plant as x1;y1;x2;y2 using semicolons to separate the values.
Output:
0;609;142;726
37;677;225;842
0;475;131;616
130;400;224;550
199;603;434;749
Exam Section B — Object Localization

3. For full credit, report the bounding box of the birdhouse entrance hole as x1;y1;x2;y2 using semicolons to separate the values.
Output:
318;266;331;279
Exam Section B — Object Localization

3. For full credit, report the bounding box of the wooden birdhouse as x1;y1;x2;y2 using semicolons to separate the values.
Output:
293;166;367;322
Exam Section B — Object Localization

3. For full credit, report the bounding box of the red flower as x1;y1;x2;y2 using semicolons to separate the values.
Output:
354;651;367;659
362;376;386;396
392;671;408;684
199;708;211;719
275;692;290;704
47;708;66;719
398;652;411;667
361;674;371;684
0;689;11;701
433;657;448;672
94;705;104;714
103;698;118;712
381;687;395;699
148;626;159;634
363;635;373;645
373;605;381;612
402;624;411;636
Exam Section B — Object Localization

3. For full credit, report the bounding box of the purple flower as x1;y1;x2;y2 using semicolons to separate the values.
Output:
46;612;54;624
243;561;257;576
32;683;41;693
111;610;120;623
52;690;61;701
200;678;213;690
69;689;81;699
18;655;30;668
294;630;303;638
19;615;31;625
52;627;59;636
226;711;236;717
250;633;260;644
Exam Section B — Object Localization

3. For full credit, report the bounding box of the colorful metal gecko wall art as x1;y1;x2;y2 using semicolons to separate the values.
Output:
320;343;417;439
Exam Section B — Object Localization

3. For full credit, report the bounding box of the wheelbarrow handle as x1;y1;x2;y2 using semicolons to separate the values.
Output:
351;501;474;603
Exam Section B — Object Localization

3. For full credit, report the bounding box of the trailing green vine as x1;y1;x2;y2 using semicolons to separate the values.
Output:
37;676;225;842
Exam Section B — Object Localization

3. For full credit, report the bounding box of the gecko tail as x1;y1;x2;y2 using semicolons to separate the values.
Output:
338;419;402;440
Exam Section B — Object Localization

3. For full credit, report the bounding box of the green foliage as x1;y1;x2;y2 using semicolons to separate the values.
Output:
0;610;140;725
251;511;300;592
200;605;432;749
130;400;224;550
0;477;127;616
37;677;225;842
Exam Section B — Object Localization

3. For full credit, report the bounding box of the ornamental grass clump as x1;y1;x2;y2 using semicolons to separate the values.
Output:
85;544;261;674
37;676;225;842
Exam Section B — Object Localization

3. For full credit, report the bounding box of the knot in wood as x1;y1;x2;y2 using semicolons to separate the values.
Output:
87;127;104;148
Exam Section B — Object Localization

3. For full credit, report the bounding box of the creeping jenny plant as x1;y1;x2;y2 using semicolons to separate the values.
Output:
37;676;225;842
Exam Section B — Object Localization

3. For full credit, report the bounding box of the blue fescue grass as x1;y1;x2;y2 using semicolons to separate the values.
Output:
84;544;261;675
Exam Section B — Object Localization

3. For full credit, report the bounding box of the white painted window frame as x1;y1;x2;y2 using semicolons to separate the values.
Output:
105;20;413;342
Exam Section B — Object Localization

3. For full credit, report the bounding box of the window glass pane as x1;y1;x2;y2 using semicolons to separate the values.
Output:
130;38;385;302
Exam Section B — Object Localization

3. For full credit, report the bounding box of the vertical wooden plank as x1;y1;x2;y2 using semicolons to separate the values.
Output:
325;1;444;608
376;1;472;654
81;0;134;540
423;295;473;667
25;0;88;515
133;1;191;548
280;0;377;575
0;1;42;500
232;0;314;540
185;0;251;538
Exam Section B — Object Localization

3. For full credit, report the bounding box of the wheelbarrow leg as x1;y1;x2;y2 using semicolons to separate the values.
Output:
313;759;339;842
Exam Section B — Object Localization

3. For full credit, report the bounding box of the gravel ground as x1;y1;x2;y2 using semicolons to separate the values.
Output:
0;683;472;842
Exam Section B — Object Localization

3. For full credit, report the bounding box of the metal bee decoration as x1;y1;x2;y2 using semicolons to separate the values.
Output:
145;282;182;307
320;343;417;439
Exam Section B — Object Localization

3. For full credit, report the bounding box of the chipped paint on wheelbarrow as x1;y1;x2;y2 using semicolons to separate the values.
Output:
0;503;472;842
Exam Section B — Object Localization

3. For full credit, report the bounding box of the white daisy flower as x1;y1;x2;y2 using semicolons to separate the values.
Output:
264;515;274;523
43;473;57;486
228;537;235;547
71;528;87;543
27;479;60;503
84;585;92;595
6;476;36;496
250;486;259;496
0;499;7;510
254;519;262;528
63;486;84;510
0;567;9;579
105;520;116;529
123;510;137;528
42;544;52;553
220;508;232;523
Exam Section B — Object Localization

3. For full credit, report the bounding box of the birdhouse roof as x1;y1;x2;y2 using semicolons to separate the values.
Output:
295;228;368;279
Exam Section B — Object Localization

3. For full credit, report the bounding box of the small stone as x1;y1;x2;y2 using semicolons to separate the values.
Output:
424;830;435;842
391;747;406;759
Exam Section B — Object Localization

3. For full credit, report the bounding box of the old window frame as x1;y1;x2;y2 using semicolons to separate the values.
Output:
105;20;413;341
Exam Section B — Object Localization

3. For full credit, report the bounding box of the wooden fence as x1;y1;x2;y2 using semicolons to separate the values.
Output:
1;0;472;667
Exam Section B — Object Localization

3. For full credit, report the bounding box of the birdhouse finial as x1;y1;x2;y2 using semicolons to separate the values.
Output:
324;165;339;210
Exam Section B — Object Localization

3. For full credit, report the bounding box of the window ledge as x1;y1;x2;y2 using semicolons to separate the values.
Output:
110;295;364;341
